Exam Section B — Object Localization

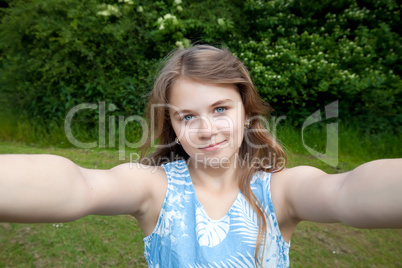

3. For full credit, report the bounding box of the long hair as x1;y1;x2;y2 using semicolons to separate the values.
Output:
139;45;287;266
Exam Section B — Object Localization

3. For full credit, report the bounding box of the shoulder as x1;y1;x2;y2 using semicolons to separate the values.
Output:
269;166;330;238
271;165;329;195
250;166;325;199
109;162;167;187
271;165;346;223
109;162;169;232
107;162;168;211
271;165;329;209
272;165;327;182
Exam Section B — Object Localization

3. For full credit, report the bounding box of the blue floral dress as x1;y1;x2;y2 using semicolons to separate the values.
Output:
143;160;290;267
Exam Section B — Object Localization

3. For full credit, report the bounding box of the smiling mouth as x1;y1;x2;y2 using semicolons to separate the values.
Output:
199;140;226;150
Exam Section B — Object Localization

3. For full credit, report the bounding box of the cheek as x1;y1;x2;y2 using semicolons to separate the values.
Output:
171;121;186;142
174;123;199;147
218;117;245;146
234;123;246;146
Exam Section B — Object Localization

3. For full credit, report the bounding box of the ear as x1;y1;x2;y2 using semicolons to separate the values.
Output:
243;114;251;130
244;113;251;123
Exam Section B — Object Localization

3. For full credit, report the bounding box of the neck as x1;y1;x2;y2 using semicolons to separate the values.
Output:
187;157;242;191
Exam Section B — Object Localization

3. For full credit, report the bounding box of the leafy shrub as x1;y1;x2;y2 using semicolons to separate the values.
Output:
0;0;400;136
0;0;243;126
230;0;401;132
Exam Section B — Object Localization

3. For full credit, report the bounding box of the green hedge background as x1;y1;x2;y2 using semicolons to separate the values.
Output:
0;0;401;135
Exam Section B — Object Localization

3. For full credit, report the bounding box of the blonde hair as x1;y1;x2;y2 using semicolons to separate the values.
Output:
140;45;287;266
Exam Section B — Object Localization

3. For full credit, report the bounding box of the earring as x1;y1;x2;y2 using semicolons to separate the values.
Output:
175;137;180;145
244;120;250;129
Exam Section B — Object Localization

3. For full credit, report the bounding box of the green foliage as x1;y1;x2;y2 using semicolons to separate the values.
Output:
0;0;242;127
0;0;400;135
0;0;158;125
231;0;402;132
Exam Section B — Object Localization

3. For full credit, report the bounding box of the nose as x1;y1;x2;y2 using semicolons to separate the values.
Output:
196;116;218;139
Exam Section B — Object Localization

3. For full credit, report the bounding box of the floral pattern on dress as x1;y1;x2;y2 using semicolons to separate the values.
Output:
143;160;290;267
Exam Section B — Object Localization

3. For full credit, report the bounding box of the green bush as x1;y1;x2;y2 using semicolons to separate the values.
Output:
0;1;155;123
0;0;242;126
230;0;401;132
0;0;400;137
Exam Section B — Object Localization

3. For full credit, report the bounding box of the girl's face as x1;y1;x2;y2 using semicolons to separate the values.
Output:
168;78;247;167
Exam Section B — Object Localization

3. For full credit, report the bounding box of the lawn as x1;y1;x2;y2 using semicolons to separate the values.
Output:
0;123;401;267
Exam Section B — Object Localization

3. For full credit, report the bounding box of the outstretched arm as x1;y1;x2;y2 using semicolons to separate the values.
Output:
333;159;402;228
0;154;165;223
274;159;402;229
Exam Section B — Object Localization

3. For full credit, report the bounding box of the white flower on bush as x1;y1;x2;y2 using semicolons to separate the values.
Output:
217;18;225;26
157;13;179;31
174;0;182;5
164;14;177;21
118;0;134;4
97;4;121;17
176;38;190;48
176;41;183;48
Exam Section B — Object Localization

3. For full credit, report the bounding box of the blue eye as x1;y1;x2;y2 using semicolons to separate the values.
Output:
183;115;193;121
215;107;226;113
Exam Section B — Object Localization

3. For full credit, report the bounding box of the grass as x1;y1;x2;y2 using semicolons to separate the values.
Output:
0;121;401;267
291;222;402;267
0;216;147;267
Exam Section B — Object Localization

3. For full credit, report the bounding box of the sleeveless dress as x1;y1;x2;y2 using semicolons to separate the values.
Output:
143;160;290;267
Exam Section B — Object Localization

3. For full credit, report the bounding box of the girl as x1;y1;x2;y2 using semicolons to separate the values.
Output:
0;45;401;267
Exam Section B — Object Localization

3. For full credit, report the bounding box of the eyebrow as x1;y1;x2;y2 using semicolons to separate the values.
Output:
172;99;234;117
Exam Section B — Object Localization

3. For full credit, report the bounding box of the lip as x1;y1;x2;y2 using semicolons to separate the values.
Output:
199;140;226;151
